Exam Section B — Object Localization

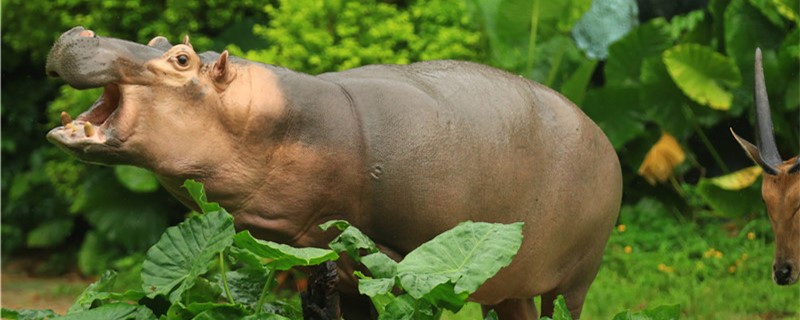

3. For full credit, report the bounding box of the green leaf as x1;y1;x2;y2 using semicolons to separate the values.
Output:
396;222;523;305
183;277;222;304
77;232;121;275
551;295;573;320
79;173;170;252
1;308;57;320
114;165;159;193
582;87;645;149
559;58;597;106
233;230;338;270
724;0;784;95
58;303;155;320
605;18;672;86
663;44;742;110
320;220;379;260
380;294;437;320
612;304;681;320
69;270;116;313
141;210;235;302
484;309;499;320
696;177;763;217
221;267;268;307
358;277;396;297
26;218;73;248
186;303;251;320
361;252;398;278
639;57;693;138
572;0;639;59
183;179;223;214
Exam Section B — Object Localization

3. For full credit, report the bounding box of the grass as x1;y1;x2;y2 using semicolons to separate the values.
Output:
445;197;800;319
583;199;800;319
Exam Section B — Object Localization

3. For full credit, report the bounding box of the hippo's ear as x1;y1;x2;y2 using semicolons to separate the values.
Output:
147;36;172;51
182;35;193;49
212;50;235;90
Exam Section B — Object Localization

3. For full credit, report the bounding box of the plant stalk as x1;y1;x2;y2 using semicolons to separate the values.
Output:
525;0;540;74
683;105;730;174
256;269;276;314
219;252;235;304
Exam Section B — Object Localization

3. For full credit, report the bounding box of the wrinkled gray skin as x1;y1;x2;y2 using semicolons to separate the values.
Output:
46;27;622;319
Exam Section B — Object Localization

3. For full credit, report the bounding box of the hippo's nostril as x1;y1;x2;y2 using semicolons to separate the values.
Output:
48;71;60;78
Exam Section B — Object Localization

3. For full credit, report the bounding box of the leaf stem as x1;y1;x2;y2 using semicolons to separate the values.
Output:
256;269;276;314
525;0;540;74
219;251;235;304
683;105;730;174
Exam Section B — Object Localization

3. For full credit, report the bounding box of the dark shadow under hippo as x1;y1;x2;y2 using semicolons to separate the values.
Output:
46;27;622;319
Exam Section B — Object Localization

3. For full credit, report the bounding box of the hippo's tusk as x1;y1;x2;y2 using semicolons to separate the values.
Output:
84;122;95;137
60;111;72;126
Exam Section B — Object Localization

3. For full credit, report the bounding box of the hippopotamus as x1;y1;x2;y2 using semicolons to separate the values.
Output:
45;26;622;319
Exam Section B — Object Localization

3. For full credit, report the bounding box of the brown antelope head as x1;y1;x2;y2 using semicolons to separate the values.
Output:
731;48;800;286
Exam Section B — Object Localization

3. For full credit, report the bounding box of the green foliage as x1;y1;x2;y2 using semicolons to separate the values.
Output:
474;0;796;220
233;0;484;74
0;309;57;320
2;0;269;272
141;209;234;302
1;181;527;320
323;220;523;318
663;44;741;110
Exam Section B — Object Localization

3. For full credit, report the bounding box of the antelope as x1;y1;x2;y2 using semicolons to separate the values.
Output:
731;48;800;286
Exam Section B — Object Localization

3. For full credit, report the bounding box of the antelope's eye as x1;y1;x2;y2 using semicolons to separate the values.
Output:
176;54;189;66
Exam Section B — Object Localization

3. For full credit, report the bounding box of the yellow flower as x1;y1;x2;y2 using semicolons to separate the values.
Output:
658;263;674;273
637;133;686;185
624;245;632;254
741;253;749;261
729;266;736;273
617;224;627;233
703;248;723;259
747;232;755;240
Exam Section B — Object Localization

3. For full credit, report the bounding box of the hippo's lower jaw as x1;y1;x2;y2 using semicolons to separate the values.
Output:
47;83;127;164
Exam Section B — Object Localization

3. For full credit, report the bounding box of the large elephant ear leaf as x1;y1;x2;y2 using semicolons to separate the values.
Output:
141;210;235;302
663;44;741;110
396;221;523;311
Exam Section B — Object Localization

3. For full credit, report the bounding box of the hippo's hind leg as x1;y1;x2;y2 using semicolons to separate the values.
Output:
540;287;590;319
481;298;537;320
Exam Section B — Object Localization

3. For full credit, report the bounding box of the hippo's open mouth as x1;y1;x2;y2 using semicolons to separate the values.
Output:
47;83;125;154
44;26;165;163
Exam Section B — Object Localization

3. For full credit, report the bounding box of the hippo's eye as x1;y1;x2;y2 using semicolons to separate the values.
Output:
176;54;189;67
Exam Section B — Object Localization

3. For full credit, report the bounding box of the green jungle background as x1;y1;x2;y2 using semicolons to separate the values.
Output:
2;0;799;318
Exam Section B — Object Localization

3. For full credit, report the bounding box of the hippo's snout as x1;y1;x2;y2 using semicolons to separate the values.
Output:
46;26;164;89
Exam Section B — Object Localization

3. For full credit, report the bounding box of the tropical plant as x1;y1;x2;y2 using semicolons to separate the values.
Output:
469;0;798;218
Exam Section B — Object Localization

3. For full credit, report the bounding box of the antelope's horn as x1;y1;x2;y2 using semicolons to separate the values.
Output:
753;48;782;172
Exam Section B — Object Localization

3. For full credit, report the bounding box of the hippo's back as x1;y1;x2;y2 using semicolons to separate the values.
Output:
320;60;622;300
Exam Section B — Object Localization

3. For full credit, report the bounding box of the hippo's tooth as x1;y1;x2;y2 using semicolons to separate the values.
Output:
84;122;95;137
65;123;77;132
60;111;72;126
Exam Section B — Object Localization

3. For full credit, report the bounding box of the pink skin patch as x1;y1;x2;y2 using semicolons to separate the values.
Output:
79;29;95;37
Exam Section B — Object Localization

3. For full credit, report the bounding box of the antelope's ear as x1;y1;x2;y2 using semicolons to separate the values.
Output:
731;128;779;175
790;157;800;174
